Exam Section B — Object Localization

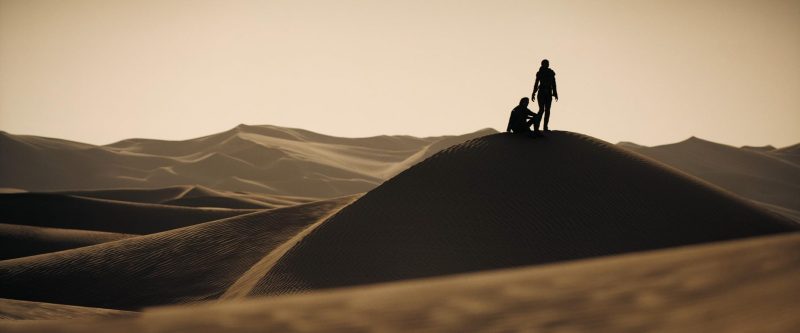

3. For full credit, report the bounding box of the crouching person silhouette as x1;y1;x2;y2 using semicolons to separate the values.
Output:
506;97;542;137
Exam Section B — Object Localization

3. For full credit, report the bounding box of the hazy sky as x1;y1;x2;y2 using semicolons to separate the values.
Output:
1;0;798;146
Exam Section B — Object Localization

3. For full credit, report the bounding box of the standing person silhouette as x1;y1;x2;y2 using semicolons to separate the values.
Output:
532;59;558;132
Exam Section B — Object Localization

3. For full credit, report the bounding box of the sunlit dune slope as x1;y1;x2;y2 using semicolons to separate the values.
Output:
0;193;254;234
0;224;133;260
0;196;356;310
242;131;795;297
4;232;797;332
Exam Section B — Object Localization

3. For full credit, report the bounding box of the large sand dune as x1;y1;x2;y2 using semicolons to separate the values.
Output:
0;126;495;198
0;192;254;234
0;196;356;310
620;137;800;221
240;132;795;297
3;232;797;332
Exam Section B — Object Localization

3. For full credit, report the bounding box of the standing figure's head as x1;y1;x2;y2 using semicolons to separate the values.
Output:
541;59;549;68
519;97;529;107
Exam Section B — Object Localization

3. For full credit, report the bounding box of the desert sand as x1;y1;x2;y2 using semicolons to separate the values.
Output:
0;192;255;234
0;126;797;331
0;223;133;260
0;196;356;309
55;186;312;209
0;299;132;320
1;232;797;332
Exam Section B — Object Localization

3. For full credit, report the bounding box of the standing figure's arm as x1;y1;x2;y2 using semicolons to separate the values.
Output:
506;112;514;132
532;72;540;100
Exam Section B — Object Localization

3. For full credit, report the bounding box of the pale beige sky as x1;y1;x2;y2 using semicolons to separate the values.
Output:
1;0;798;146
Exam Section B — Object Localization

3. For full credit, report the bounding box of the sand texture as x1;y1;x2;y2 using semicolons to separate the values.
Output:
2;232;797;332
0;299;133;320
0;196;356;310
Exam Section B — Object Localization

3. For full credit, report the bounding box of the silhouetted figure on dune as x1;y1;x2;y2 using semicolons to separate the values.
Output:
532;59;558;131
506;97;542;137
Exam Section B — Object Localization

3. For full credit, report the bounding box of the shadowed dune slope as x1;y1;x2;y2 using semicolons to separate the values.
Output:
0;126;496;198
0;196;357;310
55;186;312;209
3;232;798;332
620;137;800;220
244;132;795;297
0;298;133;320
0;193;254;234
772;143;800;165
0;224;133;260
55;186;191;205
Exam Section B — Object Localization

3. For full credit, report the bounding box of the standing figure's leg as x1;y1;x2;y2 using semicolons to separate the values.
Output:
536;94;550;131
539;93;553;131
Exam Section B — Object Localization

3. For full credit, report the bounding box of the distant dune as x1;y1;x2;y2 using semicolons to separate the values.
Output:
3;232;797;332
0;196;356;310
241;132;794;297
772;143;800;165
620;137;800;221
0;193;254;234
0;126;496;198
0;224;133;260
55;186;312;209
